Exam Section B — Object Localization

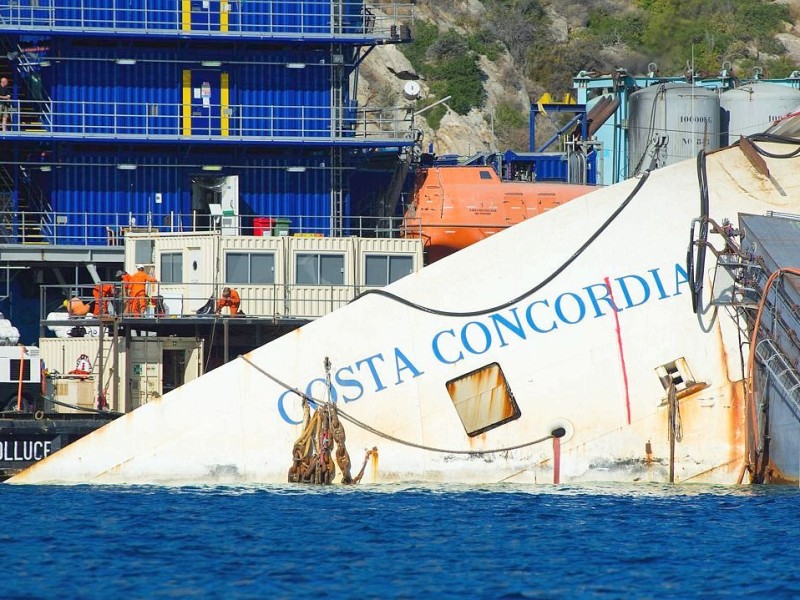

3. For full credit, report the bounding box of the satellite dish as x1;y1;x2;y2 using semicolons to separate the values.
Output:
403;80;421;101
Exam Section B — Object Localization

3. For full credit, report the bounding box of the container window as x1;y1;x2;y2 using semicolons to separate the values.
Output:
134;239;154;266
296;253;344;285
446;362;521;437
226;252;274;284
160;252;183;283
365;254;413;286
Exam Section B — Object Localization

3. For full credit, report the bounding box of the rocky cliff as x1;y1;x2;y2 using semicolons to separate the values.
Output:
358;0;800;157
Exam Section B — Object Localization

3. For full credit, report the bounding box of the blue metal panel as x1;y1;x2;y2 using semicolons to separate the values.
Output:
3;5;402;246
117;0;138;29
3;0;380;37
231;53;332;138
46;45;186;137
79;0;115;30
42;147;343;240
150;0;179;30
277;1;302;34
343;0;364;35
53;3;76;28
40;42;342;138
241;1;271;33
29;0;52;26
535;155;567;181
304;0;327;34
190;0;221;31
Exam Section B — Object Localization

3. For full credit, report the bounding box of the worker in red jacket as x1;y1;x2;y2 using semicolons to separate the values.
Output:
216;287;241;316
92;281;116;316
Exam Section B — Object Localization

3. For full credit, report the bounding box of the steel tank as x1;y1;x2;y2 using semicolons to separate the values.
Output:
720;82;800;145
628;83;720;176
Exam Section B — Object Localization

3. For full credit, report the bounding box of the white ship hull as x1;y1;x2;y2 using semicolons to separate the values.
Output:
11;141;800;485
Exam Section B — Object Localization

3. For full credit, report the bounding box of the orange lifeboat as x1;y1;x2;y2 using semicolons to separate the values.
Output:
402;165;596;263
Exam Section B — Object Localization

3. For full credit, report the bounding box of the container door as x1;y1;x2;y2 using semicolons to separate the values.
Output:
162;349;186;395
190;70;222;135
162;339;205;394
186;246;206;312
129;340;163;410
220;175;239;215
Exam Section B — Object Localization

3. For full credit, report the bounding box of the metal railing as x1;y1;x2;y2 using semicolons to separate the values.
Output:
0;1;414;39
41;280;377;324
0;210;421;246
2;98;415;141
12;43;54;129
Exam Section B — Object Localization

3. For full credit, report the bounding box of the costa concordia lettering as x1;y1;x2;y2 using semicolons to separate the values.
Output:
277;263;690;424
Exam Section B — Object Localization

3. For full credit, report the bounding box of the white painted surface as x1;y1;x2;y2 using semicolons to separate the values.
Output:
11;140;800;485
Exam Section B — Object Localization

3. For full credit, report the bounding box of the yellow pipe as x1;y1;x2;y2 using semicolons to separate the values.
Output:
181;0;192;31
221;72;229;136
182;70;192;136
220;1;229;32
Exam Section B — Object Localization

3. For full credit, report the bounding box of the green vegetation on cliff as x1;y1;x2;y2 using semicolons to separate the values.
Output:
401;0;799;121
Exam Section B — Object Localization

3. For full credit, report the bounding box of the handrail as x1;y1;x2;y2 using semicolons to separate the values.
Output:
0;1;415;40
39;277;400;324
13;43;53;128
0;210;422;246
2;98;415;141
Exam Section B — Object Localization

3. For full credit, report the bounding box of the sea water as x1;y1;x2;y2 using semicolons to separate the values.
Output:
2;483;798;599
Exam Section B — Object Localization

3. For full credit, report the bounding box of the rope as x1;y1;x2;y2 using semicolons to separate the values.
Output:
240;354;555;456
44;395;122;415
667;382;683;443
204;315;219;373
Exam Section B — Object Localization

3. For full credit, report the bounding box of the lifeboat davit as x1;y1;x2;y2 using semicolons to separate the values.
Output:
402;165;596;262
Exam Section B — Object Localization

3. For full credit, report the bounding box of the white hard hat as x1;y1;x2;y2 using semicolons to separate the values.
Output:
136;264;144;269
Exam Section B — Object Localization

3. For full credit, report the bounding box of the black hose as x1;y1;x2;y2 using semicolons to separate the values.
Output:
352;170;654;318
686;133;800;314
740;133;800;159
688;150;710;314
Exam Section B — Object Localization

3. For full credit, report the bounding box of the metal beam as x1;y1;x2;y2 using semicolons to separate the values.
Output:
0;245;123;263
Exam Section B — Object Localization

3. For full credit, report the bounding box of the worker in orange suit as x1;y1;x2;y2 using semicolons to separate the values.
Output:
115;269;132;314
92;281;116;316
64;297;91;316
216;287;241;316
128;264;158;316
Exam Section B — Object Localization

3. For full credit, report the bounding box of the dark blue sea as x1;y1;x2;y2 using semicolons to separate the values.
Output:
2;483;798;599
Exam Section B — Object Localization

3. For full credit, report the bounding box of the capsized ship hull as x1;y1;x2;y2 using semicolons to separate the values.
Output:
11;140;800;486
728;213;800;485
